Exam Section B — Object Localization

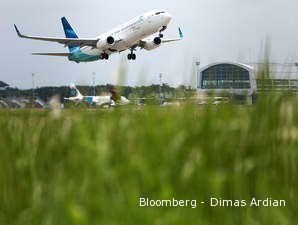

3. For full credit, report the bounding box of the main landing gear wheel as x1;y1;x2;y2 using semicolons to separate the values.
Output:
127;53;136;60
101;53;109;60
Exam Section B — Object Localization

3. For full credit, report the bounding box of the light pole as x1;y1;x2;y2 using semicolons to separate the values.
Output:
196;62;201;89
32;73;35;102
92;72;96;96
159;73;163;104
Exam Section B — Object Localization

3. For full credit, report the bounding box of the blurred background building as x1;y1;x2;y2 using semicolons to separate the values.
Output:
197;62;298;104
0;81;9;91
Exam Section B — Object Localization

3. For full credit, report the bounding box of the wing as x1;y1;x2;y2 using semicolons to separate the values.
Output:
162;38;182;43
14;25;98;47
161;27;184;43
138;27;184;48
32;53;70;56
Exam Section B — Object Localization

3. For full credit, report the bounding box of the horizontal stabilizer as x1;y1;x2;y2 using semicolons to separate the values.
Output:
32;53;70;56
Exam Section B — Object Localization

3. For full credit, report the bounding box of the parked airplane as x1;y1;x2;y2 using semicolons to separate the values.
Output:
14;10;183;63
64;84;130;107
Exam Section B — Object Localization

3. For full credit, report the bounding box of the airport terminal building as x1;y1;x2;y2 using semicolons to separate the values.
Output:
198;62;256;94
197;62;298;103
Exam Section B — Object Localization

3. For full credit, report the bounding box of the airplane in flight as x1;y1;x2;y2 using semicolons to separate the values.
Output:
14;10;183;63
64;84;130;107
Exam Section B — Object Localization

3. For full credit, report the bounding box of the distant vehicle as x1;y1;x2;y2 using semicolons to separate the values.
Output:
161;101;181;107
14;10;183;63
198;97;230;105
64;84;130;107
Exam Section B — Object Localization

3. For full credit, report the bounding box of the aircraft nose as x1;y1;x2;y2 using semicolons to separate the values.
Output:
164;12;172;21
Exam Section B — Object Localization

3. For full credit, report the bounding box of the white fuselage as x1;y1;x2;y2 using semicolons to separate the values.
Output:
80;10;172;56
91;96;130;106
66;95;130;106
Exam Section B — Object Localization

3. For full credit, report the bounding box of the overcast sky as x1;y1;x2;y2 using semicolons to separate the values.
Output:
1;0;298;88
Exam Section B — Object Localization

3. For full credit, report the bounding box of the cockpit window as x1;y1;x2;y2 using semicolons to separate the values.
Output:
155;11;165;15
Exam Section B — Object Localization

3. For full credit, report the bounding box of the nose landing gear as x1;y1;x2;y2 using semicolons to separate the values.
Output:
159;26;167;38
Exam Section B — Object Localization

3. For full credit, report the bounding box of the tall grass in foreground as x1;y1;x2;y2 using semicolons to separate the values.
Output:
0;95;297;225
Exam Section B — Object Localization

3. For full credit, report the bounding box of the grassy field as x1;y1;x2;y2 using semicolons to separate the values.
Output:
0;95;297;225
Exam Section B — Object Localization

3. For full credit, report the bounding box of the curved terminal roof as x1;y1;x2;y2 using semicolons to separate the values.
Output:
199;62;254;73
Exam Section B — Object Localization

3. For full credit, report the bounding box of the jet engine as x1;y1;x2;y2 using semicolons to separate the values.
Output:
142;37;162;51
96;36;115;49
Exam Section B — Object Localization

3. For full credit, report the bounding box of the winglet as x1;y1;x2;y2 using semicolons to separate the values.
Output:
14;24;23;37
178;27;183;39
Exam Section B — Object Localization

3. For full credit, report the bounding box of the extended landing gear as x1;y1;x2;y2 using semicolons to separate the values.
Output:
127;53;136;60
101;53;109;60
159;26;167;38
127;48;136;60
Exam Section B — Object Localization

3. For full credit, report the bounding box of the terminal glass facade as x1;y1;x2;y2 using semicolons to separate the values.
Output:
201;64;251;89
